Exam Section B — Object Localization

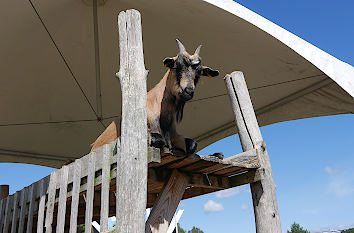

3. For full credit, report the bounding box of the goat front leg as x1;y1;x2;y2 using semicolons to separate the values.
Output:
148;119;166;149
170;132;198;155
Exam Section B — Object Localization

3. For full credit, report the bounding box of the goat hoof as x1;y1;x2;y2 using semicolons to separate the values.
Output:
150;133;165;148
185;138;197;155
211;152;224;160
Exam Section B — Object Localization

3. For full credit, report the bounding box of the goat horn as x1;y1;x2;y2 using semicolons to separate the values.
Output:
176;39;186;53
194;45;202;56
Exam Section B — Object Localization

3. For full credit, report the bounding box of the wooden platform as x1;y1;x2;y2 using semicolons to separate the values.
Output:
0;144;263;232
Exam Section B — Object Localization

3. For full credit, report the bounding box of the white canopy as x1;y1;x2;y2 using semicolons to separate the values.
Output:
0;0;353;167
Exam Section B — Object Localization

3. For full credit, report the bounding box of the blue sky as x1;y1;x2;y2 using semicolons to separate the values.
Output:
0;1;353;232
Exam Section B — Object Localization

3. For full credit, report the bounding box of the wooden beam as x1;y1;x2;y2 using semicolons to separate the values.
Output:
224;149;260;168
116;9;148;233
148;168;230;191
225;71;282;233
146;169;188;233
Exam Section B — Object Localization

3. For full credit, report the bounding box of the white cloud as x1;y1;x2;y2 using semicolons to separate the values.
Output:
215;186;247;198
325;167;354;197
240;204;249;210
204;200;224;213
324;166;339;175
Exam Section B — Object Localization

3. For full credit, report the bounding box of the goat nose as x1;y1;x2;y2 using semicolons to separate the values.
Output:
185;87;194;95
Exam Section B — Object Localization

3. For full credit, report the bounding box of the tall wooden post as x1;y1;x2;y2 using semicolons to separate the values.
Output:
224;71;282;233
0;185;9;200
116;9;149;233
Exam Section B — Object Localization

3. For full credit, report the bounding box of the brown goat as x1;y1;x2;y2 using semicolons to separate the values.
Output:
91;40;219;154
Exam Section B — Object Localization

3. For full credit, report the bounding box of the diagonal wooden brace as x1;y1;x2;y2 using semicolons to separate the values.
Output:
145;169;188;233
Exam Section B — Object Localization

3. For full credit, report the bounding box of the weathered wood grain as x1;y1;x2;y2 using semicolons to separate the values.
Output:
18;188;28;233
69;159;81;233
26;184;36;233
100;144;111;231
45;171;59;233
224;148;260;168
0;185;9;200
145;169;188;233
37;177;49;233
116;9;148;233
3;196;13;233
11;191;20;233
84;152;96;233
0;198;6;232
56;165;69;233
224;71;282;233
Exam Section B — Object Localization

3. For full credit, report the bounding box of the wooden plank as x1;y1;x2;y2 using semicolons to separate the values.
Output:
116;9;148;233
145;169;188;233
3;196;13;233
56;165;69;233
225;71;281;233
149;155;186;168
37;177;49;233
26;184;36;233
182;187;217;200
0;198;6;232
45;171;59;233
84;152;96;233
18;188;28;233
69;159;82;233
0;198;8;233
10;191;20;233
228;169;264;187
100;144;111;231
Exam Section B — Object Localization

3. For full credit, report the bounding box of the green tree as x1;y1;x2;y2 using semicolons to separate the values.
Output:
176;223;186;233
187;226;204;233
342;228;354;233
287;222;310;233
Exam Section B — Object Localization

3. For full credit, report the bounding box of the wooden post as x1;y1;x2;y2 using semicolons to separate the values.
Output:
145;169;188;233
116;9;148;233
224;71;282;233
0;185;9;200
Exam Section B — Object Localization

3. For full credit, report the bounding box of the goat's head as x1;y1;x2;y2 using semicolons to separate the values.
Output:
163;39;219;102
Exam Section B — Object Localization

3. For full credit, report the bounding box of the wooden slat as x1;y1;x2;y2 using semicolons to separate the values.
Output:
45;171;58;233
18;188;28;233
26;184;36;233
69;159;81;233
100;144;111;231
145;169;188;233
11;191;20;233
56;165;69;233
3;196;13;233
84;152;96;233
37;177;49;233
149;155;184;168
0;198;7;232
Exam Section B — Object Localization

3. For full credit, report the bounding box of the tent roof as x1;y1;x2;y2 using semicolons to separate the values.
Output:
1;0;353;168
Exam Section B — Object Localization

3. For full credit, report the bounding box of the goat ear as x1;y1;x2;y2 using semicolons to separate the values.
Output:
202;66;219;77
163;57;175;68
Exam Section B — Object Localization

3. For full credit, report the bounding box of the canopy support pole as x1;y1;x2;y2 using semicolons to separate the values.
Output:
224;71;282;233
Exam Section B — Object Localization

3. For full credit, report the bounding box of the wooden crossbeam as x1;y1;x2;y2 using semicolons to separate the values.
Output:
146;169;188;233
